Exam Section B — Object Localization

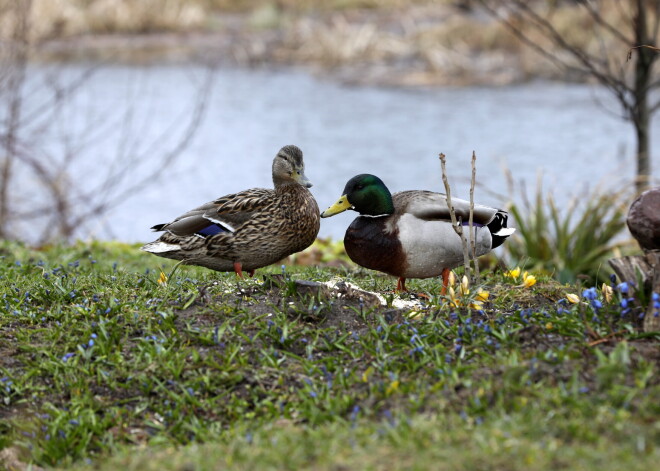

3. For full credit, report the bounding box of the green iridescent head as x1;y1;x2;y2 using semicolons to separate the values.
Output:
321;174;394;218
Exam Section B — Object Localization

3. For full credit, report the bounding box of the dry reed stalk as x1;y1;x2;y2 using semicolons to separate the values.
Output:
439;153;471;278
469;150;479;283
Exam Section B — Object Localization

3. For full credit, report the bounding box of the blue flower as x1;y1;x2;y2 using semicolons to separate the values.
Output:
61;352;75;362
617;282;629;294
350;405;360;422
582;287;597;301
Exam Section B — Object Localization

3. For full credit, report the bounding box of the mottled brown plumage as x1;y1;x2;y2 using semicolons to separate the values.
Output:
141;145;320;275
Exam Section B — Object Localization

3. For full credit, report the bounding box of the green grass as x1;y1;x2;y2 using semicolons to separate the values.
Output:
0;240;658;470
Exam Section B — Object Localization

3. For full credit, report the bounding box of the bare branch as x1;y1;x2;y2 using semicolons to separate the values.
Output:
511;0;630;94
578;0;633;45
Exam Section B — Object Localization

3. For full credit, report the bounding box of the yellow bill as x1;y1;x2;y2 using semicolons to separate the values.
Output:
321;195;353;218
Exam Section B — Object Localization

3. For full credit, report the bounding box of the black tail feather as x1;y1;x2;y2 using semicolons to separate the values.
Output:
487;211;514;249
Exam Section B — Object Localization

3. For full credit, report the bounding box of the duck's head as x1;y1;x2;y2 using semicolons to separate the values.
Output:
272;145;313;188
321;174;394;218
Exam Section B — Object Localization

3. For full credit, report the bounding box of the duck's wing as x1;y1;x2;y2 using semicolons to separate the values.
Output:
393;190;499;225
151;188;274;237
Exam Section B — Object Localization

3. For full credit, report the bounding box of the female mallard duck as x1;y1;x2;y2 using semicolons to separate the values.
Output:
321;174;515;292
141;145;321;277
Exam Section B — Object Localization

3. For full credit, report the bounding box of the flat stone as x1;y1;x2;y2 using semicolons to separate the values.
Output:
627;187;660;252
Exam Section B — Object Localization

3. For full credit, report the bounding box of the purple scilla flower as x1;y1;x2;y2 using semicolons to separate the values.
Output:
617;282;629;294
408;346;424;356
88;339;94;347
591;299;603;310
350;405;360;422
69;419;79;426
652;292;660;310
61;352;75;362
582;287;597;301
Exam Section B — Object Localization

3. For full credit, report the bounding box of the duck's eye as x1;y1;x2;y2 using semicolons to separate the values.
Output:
297;170;301;175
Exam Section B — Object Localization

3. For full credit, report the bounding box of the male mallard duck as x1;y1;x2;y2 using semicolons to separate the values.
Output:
321;174;515;292
141;145;321;277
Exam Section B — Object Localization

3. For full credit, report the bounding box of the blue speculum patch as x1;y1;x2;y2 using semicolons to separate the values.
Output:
196;224;227;237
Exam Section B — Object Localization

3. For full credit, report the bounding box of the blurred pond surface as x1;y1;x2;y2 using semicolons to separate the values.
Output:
21;64;657;242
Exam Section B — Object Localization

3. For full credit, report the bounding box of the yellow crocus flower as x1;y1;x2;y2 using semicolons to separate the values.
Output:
522;273;536;288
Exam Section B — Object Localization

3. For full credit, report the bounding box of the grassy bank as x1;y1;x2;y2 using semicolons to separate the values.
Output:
0;240;658;469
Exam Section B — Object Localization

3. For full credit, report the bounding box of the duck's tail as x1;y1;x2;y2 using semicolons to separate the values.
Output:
141;240;181;254
487;210;516;249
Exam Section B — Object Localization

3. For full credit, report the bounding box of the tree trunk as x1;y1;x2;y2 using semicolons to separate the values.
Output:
632;0;655;193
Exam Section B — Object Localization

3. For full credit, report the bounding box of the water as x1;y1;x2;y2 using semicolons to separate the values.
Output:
14;64;656;242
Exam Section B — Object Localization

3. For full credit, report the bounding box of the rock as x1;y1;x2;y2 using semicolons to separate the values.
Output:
627;187;660;252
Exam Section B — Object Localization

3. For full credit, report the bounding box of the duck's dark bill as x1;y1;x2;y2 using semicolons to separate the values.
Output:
321;195;353;218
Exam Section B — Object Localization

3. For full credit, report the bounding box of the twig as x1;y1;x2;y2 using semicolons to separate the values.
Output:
586;330;625;347
627;44;660;61
439;153;470;277
470;151;479;283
